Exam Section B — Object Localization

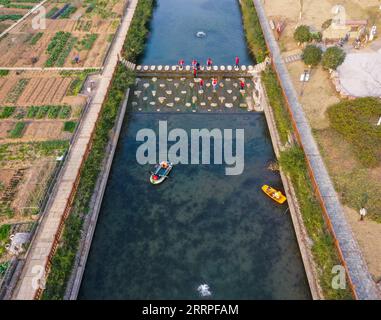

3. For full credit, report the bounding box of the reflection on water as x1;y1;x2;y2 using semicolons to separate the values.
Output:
79;113;310;299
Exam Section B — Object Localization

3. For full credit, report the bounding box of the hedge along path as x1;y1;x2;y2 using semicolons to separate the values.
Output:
252;0;380;300
11;0;139;300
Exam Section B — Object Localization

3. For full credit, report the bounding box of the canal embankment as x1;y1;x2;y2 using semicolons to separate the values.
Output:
243;0;380;299
9;0;140;300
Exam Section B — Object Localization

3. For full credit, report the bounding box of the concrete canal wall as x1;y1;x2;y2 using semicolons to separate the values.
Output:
253;0;380;300
10;0;139;300
65;89;131;300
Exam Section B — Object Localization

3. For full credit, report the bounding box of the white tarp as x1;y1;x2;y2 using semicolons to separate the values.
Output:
338;49;381;97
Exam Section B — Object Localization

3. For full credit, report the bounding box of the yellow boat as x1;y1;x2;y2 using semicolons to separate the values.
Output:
262;185;287;204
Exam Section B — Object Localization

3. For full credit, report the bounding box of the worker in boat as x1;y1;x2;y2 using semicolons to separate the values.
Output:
235;56;240;69
162;161;168;169
274;191;281;199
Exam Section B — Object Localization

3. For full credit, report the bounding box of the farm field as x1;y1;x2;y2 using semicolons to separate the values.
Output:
0;0;125;67
262;0;381;283
0;0;126;271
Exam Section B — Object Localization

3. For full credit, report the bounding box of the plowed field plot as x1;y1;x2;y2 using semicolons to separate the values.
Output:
18;77;72;105
0;72;76;106
21;121;67;141
0;1;126;67
0;122;14;139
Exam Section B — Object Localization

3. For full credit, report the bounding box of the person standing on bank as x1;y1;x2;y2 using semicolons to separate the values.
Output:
212;78;218;91
235;56;240;69
193;67;197;78
359;207;367;221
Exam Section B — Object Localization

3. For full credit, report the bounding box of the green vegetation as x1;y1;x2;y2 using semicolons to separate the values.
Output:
0;70;9;77
0;106;16;119
327;97;381;167
294;25;312;44
239;0;267;63
30;32;43;45
122;0;155;62
26;105;71;119
241;3;354;299
0;140;68;163
322;46;346;70
262;68;292;144
83;0;116;19
0;0;34;8
302;45;322;67
8;122;26;139
60;5;77;19
5;79;29;104
56;36;77;67
0;15;23;21
63;121;76;133
45;32;72;67
46;7;59;19
279;147;352;299
42;65;135;300
0;224;11;257
62;70;97;96
74;20;92;32
76;34;98;51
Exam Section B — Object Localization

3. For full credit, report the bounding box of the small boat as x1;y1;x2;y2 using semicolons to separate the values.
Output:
150;161;173;185
262;185;287;204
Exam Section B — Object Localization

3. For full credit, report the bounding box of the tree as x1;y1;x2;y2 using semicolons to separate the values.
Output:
322;46;346;70
302;45;322;67
294;25;311;44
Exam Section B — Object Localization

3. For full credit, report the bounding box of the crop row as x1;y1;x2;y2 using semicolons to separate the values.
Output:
26;105;71;119
45;32;72;67
5;79;29;104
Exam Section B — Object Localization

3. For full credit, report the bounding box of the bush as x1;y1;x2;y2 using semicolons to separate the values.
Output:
122;0;154;62
294;25;311;44
311;32;322;42
42;65;135;299
279;146;352;299
239;0;267;63
322;46;346;70
63;121;76;133
262;67;292;144
327;97;381;167
302;45;322;67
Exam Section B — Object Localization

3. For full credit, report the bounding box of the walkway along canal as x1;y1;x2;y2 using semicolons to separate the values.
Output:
253;0;380;299
77;0;311;299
